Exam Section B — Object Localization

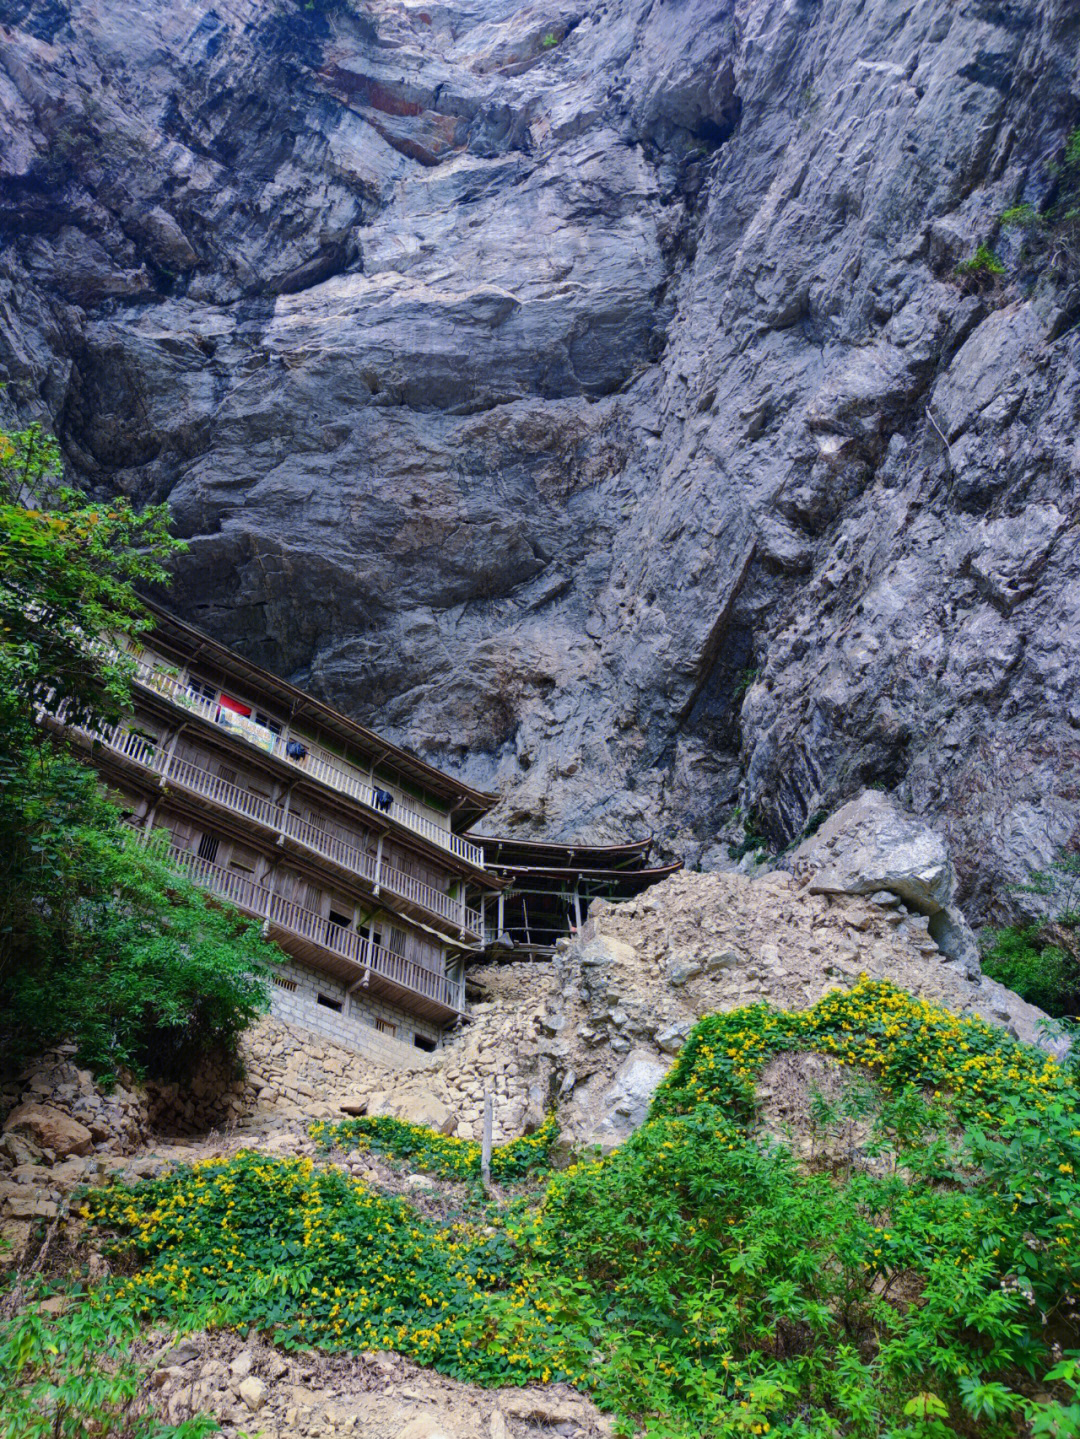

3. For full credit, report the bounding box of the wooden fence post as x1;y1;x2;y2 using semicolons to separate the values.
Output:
481;1091;493;1191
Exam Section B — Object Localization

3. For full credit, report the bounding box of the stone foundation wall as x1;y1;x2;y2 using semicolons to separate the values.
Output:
266;958;443;1062
365;960;562;1142
147;1008;441;1135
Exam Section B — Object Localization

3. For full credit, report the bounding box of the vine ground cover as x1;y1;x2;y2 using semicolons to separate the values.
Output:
12;979;1080;1439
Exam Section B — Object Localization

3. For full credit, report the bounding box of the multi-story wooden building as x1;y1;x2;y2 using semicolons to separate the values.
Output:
56;601;503;1061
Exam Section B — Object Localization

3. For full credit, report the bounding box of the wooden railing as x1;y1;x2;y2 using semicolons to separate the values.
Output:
128;655;486;868
165;845;466;1013
78;717;483;937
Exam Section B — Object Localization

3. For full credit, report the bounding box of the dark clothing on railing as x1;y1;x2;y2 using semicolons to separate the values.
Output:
286;740;308;760
374;787;393;813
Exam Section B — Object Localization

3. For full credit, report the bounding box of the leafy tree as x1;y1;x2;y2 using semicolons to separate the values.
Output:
0;420;181;731
0;728;272;1083
0;418;271;1081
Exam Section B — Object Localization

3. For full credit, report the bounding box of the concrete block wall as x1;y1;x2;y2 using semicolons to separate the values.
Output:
267;958;445;1068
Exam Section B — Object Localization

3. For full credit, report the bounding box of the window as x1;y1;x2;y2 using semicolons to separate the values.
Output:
413;1033;437;1052
197;833;219;862
254;711;282;737
328;908;352;929
216;763;238;786
317;993;343;1013
386;928;407;957
272;975;298;993
229;859;256;876
375;1018;396;1037
187;678;217;704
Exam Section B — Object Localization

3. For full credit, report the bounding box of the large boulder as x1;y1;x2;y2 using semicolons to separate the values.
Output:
789;790;979;976
358;1090;458;1136
3;1103;93;1158
562;1048;669;1150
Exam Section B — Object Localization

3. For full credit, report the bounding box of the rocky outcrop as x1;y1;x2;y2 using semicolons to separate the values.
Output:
542;867;1062;1146
3;1;1080;918
788;788;981;976
1;1049;150;1154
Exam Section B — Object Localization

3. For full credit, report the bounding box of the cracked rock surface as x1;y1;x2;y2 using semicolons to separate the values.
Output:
3;0;1080;916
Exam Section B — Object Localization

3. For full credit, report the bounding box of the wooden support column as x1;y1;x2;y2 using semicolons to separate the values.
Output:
459;880;467;938
159;722;187;782
573;886;582;934
141;800;159;833
276;782;297;846
373;834;384;896
497;890;505;940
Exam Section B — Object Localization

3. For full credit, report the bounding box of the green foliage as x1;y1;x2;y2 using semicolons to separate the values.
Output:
956;243;1006;278
542;32;558;48
981;851;1080;1017
0;417;271;1082
1001;203;1037;229
732;666;759;701
998;127;1080;281
0;421;183;732
0;732;273;1082
82;981;1080;1436
981;926;1078;1017
728;808;770;862
0;1277;216;1439
310;1112;559;1182
87;1150;575;1381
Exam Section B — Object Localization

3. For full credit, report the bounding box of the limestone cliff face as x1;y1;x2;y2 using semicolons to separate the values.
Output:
2;0;1079;917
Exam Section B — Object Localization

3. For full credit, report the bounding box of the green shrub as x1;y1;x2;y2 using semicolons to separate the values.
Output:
310;1111;559;1182
980;850;1080;1017
956;243;1006;278
0;421;180;734
998;126;1080;281
981;925;1079;1017
0;1277;215;1439
0;419;271;1083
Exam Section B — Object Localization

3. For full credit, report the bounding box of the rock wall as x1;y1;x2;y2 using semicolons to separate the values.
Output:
3;1;1080;919
350;960;561;1142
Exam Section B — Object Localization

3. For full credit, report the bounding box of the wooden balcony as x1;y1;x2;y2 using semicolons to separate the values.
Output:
128;655;487;869
81;719;484;940
164;844;465;1023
